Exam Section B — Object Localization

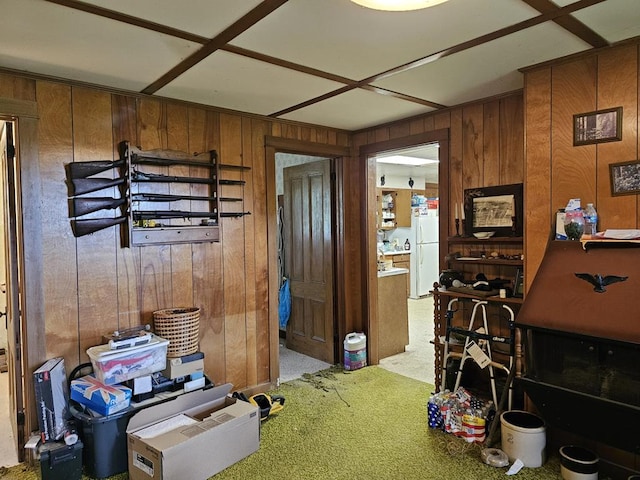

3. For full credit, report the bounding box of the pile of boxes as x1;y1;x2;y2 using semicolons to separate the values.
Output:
32;325;261;480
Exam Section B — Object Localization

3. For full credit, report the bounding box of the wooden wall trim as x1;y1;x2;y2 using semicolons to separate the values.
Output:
265;135;351;155
0;97;38;118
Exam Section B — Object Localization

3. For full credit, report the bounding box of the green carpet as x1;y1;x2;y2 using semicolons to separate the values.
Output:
2;366;564;479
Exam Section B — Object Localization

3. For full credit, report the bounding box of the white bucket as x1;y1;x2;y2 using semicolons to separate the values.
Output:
500;410;546;468
559;446;598;480
343;332;367;371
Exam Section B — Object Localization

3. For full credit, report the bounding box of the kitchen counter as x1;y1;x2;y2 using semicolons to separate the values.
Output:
377;268;409;359
380;250;411;255
377;267;409;278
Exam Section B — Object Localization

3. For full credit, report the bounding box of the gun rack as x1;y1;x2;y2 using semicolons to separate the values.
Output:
64;141;251;247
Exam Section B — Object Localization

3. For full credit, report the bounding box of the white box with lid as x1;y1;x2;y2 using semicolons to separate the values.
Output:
87;334;169;385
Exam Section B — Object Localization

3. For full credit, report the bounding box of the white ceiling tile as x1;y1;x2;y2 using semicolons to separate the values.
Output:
230;0;540;80
553;0;640;44
80;0;264;39
0;0;199;91
279;89;436;131
157;51;344;116
373;22;591;107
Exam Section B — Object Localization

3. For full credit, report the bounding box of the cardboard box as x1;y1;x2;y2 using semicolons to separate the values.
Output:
33;357;70;443
127;384;259;480
87;334;169;385
162;352;204;380
70;374;132;416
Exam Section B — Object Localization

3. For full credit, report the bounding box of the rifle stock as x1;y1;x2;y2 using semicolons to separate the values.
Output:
66;159;125;179
71;197;126;217
71;216;127;237
71;177;125;195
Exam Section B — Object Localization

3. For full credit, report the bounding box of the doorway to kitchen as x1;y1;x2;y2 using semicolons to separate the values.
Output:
362;129;449;371
374;143;439;385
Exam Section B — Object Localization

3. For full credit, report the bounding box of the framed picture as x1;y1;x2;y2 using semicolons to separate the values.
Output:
464;183;523;237
609;160;640;196
573;107;622;146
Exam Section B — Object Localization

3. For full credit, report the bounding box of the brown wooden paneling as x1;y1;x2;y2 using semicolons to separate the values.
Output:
524;68;552;287
249;118;271;385
500;94;524;185
596;44;638;229
220;113;248;389
72;87;119;357
36;81;79;362
551;58;597;212
137;99;173;327
483;100;501;185
112;95;140;330
449;108;463;237
462;104;484;189
188;108;225;385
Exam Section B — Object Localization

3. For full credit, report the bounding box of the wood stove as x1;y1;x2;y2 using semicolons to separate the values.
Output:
516;239;640;454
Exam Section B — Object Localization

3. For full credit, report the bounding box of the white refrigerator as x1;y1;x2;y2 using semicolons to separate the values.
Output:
409;214;439;299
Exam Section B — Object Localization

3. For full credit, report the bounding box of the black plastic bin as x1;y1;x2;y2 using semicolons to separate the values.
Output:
70;404;137;479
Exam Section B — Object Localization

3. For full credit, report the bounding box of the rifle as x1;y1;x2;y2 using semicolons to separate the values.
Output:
133;210;218;221
70;177;126;196
66;159;125;179
132;193;217;203
132;171;215;184
126;144;216;166
71;216;127;237
71;197;126;217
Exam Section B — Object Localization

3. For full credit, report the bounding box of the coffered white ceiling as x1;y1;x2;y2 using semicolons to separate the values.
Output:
0;0;638;131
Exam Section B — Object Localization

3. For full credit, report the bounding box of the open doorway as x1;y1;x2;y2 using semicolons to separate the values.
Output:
275;152;334;382
374;143;439;385
0;119;20;467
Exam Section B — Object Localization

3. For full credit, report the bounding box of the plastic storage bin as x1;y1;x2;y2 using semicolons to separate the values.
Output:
87;334;169;385
70;403;136;479
38;440;83;480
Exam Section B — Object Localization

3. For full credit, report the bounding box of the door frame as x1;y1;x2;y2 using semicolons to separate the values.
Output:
0;97;45;462
265;136;350;385
360;129;449;365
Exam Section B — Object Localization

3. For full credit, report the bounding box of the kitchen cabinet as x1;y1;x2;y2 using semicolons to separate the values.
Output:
377;189;413;229
385;252;410;295
377;268;409;359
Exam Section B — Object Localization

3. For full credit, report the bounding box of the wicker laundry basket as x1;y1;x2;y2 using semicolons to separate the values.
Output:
152;307;200;357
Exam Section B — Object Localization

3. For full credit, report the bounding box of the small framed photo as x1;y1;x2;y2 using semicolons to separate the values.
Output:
573;107;622;146
609;160;640;196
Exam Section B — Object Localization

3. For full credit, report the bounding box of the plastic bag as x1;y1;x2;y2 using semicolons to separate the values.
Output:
278;277;291;329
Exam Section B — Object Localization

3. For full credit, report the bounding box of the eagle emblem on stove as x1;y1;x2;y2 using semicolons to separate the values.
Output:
574;273;628;293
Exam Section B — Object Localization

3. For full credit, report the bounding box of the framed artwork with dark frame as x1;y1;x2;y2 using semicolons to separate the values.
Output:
573;107;622;146
609;159;640;196
464;183;523;237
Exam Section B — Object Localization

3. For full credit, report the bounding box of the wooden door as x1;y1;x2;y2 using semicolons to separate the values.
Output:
283;160;334;363
1;121;24;461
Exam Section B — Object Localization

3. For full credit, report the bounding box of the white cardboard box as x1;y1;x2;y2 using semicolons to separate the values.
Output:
127;383;260;480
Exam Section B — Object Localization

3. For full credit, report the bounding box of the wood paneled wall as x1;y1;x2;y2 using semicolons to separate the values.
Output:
524;40;640;472
0;72;351;436
352;94;524;240
524;40;640;288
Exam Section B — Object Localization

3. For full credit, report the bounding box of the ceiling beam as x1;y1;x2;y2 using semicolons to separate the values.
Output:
141;0;290;94
270;0;606;117
521;0;609;48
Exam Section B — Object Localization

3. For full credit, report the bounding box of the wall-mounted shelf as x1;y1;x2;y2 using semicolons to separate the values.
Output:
123;142;251;246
